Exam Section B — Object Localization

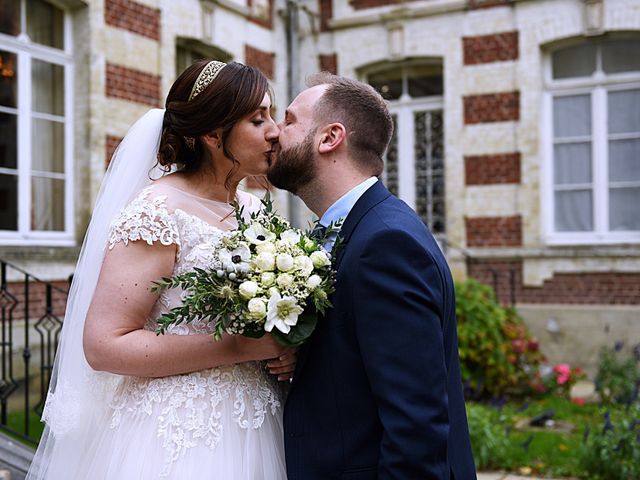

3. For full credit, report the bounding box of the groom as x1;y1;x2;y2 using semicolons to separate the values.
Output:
267;73;476;479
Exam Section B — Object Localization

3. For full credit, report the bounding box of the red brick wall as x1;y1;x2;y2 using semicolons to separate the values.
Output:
351;0;412;9
106;63;161;107
105;135;123;168
465;152;521;185
466;215;522;247
247;0;273;29
466;0;513;9
464;91;519;124
3;280;69;323
463;31;518;65
319;53;338;74
105;0;160;41
245;45;275;80
319;0;333;31
467;260;640;305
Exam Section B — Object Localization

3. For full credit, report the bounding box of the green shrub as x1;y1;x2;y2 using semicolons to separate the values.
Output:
580;404;640;480
595;342;640;405
466;403;510;469
456;279;545;399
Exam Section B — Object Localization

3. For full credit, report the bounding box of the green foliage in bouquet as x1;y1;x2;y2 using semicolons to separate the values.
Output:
151;194;338;346
456;279;546;399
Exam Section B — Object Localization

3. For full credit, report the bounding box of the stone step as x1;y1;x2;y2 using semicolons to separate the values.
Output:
0;432;35;480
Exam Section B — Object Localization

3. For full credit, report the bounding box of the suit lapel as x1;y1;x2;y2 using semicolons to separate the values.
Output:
333;180;391;270
290;181;391;388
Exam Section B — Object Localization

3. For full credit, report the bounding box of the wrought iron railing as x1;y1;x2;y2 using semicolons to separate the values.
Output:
0;260;69;446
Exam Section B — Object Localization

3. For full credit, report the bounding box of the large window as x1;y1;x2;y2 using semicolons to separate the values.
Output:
0;0;73;245
367;63;446;245
544;37;640;244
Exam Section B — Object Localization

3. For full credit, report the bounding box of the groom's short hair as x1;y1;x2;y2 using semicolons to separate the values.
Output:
306;72;393;176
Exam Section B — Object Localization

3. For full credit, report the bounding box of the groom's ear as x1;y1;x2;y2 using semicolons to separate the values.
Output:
318;123;346;154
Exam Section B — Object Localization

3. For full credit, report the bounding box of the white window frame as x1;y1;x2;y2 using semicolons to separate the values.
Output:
0;0;74;246
387;95;444;209
542;41;640;246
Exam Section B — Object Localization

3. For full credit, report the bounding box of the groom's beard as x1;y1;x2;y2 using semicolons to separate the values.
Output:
267;131;317;194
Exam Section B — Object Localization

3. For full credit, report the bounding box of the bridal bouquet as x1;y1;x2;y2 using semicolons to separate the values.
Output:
151;195;337;346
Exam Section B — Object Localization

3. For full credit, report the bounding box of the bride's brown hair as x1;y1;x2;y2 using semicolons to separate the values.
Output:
159;60;269;178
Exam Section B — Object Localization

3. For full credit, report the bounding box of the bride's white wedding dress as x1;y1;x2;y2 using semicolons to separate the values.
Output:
54;183;287;479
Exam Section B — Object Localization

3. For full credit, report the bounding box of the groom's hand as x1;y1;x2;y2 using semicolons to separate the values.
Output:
267;348;298;381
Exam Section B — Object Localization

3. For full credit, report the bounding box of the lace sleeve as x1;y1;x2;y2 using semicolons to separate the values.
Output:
108;187;180;249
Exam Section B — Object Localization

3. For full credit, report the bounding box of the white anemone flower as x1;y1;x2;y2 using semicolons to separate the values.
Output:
244;223;276;245
219;243;251;272
265;292;303;334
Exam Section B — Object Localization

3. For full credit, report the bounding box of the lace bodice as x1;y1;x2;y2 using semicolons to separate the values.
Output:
105;184;282;477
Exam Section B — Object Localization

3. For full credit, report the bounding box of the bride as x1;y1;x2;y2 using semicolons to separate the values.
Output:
26;60;294;479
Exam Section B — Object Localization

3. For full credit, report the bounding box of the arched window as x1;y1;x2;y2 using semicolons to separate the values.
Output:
0;0;74;245
543;36;640;244
365;62;445;244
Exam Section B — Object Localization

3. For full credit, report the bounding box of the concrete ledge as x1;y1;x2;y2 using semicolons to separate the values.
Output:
0;432;35;480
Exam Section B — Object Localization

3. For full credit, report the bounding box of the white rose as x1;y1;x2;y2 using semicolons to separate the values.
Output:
280;229;301;245
303;238;316;250
310;250;331;268
276;253;294;272
247;298;267;318
260;272;276;286
276;273;294;288
268;287;280;298
306;274;322;290
239;281;259;300
256;241;276;254
255;252;275;271
294;255;314;276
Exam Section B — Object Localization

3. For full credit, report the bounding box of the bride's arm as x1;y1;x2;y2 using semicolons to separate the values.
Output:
83;239;286;378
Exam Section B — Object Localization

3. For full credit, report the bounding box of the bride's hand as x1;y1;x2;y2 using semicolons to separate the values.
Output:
267;348;298;382
234;335;287;363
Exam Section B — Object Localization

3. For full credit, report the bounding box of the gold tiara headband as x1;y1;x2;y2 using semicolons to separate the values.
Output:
184;60;227;150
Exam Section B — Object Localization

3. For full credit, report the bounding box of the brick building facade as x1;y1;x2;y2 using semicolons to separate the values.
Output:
0;0;638;372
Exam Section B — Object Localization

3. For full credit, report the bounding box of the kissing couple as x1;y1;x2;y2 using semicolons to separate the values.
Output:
27;60;476;479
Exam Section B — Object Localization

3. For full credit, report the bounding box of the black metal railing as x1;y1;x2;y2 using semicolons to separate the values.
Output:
0;260;69;446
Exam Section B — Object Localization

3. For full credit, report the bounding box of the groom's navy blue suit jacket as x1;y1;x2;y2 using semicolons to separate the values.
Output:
284;181;476;480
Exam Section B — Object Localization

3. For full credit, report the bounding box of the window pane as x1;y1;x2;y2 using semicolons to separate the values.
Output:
610;187;640;231
369;70;402;100
554;143;592;184
553;95;591;138
602;39;640;74
552;43;596;79
0;0;20;36
414;110;445;234
408;75;443;97
609;139;640;182
383;114;398;196
32;59;64;116
31;176;64;231
555;190;593;231
0;112;17;169
0;173;18;231
27;0;64;50
608;89;640;135
32;119;64;173
0;50;17;108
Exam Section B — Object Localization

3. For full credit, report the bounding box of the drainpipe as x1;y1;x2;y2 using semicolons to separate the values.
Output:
285;0;303;227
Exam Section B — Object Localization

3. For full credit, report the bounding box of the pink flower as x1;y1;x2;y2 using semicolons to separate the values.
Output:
572;397;585;406
553;363;571;385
